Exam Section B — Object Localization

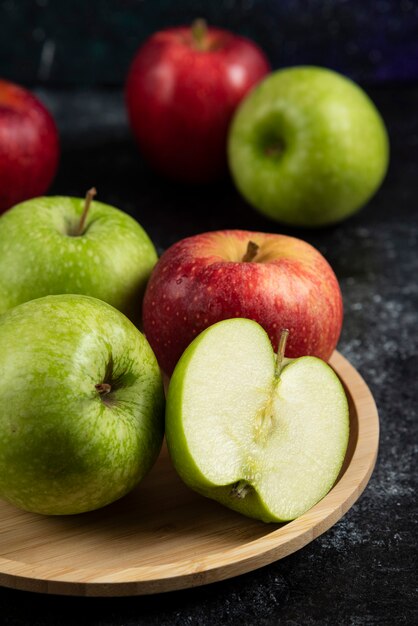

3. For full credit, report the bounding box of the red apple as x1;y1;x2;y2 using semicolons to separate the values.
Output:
0;79;59;213
143;230;343;375
125;20;270;183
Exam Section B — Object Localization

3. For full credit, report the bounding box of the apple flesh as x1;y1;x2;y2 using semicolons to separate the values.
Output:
143;230;343;375
166;319;349;522
0;194;158;324
228;66;389;226
0;79;59;213
0;295;165;515
125;20;270;183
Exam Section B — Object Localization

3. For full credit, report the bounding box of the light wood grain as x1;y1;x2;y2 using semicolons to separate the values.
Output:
0;351;379;596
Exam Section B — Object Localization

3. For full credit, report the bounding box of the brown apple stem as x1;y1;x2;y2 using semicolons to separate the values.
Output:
265;139;285;158
242;241;259;263
191;18;208;50
76;187;97;236
95;383;111;396
274;328;289;378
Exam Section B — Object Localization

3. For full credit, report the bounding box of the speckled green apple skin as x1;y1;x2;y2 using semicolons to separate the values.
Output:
228;66;389;227
0;196;158;323
0;295;164;515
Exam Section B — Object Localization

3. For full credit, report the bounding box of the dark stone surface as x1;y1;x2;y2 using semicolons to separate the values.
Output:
1;85;417;624
0;0;418;87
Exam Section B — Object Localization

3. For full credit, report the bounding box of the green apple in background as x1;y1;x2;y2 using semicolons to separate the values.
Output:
166;319;349;523
228;66;389;227
0;294;164;515
0;189;157;323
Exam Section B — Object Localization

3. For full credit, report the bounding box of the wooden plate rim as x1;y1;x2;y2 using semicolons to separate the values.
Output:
0;351;379;596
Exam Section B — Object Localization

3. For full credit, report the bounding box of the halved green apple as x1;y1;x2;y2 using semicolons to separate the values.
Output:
165;318;349;523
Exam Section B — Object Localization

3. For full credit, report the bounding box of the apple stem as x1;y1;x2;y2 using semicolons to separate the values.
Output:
95;383;111;396
191;18;208;50
76;187;97;236
230;480;252;499
274;328;289;378
242;241;259;263
265;139;285;158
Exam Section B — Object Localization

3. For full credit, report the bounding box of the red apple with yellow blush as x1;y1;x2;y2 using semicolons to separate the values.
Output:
142;230;343;375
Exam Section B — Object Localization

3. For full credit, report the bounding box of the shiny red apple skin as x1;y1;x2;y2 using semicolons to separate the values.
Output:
143;230;344;375
0;80;59;213
125;26;270;183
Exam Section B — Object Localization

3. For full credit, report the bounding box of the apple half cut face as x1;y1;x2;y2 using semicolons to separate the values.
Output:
166;318;349;523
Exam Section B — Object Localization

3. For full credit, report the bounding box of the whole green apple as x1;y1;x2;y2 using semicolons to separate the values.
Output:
0;191;157;323
228;66;389;226
166;319;349;523
0;294;164;515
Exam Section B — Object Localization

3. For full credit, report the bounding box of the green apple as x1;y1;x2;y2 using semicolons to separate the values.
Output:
0;294;164;515
166;318;349;522
0;189;157;323
228;66;389;227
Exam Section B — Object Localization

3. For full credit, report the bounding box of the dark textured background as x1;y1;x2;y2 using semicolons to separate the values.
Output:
1;1;418;624
0;82;417;626
0;0;418;86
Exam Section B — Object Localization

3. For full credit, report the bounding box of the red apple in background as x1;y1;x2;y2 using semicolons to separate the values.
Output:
125;20;270;183
0;79;59;213
143;230;343;375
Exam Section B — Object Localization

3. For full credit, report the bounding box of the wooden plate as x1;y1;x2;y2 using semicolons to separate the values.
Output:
0;351;379;597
